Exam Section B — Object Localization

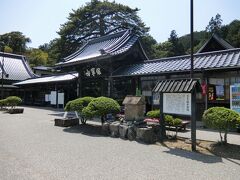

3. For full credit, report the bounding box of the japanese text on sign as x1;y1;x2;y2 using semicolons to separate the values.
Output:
163;93;191;115
85;68;101;77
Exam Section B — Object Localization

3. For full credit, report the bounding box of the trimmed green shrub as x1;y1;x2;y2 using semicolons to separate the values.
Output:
82;96;120;124
146;110;160;119
173;118;182;126
5;96;22;108
173;118;182;137
64;100;72;112
203;107;240;144
64;97;95;113
164;115;174;125
164;115;182;138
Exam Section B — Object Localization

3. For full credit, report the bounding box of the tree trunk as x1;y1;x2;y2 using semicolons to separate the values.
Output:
224;131;228;144
219;131;223;143
101;115;105;125
176;127;178;138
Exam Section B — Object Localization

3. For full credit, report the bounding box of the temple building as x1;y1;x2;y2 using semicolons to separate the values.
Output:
14;31;240;118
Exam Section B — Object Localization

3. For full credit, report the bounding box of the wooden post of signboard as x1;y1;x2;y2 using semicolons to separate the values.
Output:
191;89;196;151
159;92;166;141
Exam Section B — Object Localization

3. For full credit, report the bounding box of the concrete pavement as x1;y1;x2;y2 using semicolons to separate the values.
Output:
0;106;239;180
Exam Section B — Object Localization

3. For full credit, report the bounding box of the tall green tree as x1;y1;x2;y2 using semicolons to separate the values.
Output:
168;30;185;56
0;31;31;54
56;0;149;59
206;13;223;35
155;41;175;58
225;20;240;47
140;35;158;59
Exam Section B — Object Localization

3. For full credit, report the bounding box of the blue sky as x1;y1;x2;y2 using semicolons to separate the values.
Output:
0;0;240;48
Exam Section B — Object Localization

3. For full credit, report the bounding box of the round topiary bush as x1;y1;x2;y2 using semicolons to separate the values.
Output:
5;96;22;108
146;110;160;119
82;96;120;124
64;97;95;113
203;107;240;144
64;97;95;124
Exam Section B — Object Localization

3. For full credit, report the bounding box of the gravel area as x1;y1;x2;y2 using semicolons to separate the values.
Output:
0;106;240;180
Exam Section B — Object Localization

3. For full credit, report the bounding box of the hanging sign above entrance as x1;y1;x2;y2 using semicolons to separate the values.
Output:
85;67;102;77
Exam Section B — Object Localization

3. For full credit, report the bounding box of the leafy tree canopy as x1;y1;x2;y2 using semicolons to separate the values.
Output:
26;48;49;67
0;31;31;54
206;13;223;34
56;0;149;59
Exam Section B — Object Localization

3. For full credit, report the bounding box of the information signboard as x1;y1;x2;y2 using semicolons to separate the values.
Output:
58;93;64;105
163;93;191;115
230;84;240;113
50;91;56;105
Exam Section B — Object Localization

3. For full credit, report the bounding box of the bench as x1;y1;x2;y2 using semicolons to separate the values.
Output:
144;118;190;131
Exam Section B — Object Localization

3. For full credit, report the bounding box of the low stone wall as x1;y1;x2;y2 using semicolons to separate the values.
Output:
104;121;157;144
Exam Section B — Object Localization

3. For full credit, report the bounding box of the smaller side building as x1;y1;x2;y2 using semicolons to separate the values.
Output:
0;52;36;99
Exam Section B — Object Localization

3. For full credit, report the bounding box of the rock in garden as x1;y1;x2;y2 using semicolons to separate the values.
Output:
119;124;128;139
101;122;110;136
127;126;136;141
109;121;120;137
136;127;156;144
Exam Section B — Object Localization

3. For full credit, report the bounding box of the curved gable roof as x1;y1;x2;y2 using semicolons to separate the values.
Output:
56;29;146;67
0;52;36;81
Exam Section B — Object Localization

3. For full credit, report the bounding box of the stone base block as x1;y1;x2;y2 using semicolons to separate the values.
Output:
109;122;120;137
127;126;136;141
102;122;110;136
54;118;79;127
119;124;128;139
136;127;156;144
8;108;24;114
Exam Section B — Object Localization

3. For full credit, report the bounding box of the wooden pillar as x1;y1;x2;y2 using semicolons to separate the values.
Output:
55;84;58;109
131;77;136;95
78;75;82;98
136;76;141;96
108;76;113;97
108;65;113;97
205;77;208;110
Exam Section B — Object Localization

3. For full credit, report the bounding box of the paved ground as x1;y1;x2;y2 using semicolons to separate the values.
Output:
178;124;240;145
0;106;240;180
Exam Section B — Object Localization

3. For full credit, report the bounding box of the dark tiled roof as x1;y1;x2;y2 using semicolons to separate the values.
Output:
112;48;240;77
197;34;234;53
0;52;36;81
153;79;201;93
56;29;141;67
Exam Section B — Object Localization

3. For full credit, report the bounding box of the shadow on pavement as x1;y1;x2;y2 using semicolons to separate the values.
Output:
208;143;240;161
63;124;103;137
163;148;223;164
